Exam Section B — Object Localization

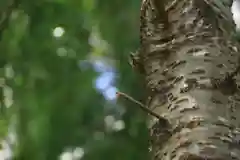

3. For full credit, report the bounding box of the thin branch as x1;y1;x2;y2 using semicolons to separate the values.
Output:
116;91;165;120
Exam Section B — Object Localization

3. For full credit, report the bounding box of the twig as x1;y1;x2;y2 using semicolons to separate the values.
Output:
116;91;164;120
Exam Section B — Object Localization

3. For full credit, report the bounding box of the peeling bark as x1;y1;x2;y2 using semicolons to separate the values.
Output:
138;0;240;159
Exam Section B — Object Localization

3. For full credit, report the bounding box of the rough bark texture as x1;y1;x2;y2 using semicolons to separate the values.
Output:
138;0;240;159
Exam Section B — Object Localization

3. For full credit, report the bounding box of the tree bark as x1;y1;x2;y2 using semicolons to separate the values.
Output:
138;0;240;159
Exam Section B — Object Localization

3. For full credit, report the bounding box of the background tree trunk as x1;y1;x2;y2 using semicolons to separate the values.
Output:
139;0;240;159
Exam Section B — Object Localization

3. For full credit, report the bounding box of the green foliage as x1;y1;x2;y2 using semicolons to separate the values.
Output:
0;0;149;159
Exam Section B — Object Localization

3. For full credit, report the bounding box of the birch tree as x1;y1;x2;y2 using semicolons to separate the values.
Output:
133;0;240;159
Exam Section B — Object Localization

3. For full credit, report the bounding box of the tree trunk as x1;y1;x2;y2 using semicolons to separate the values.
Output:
138;0;240;159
